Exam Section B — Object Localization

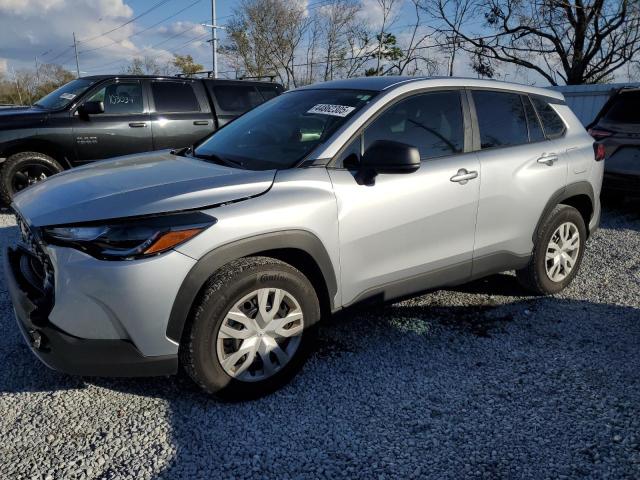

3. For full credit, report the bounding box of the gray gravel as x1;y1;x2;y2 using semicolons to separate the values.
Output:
0;203;639;480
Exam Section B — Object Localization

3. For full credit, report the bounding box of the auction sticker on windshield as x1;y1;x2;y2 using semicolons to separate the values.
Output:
307;104;356;117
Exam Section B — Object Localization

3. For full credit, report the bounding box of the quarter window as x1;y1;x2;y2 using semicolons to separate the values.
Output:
531;96;566;138
363;91;464;160
212;85;264;112
86;82;143;114
151;81;201;113
473;90;528;148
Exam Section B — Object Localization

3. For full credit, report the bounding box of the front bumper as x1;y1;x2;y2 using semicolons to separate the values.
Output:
4;247;178;377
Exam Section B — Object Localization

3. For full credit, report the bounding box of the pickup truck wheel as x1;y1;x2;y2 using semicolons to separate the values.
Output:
180;256;321;400
516;204;586;295
0;152;63;204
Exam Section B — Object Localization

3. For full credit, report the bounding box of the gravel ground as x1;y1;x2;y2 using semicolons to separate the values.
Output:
0;203;638;480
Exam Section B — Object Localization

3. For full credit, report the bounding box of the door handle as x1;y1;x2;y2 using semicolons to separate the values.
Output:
129;122;147;128
537;153;558;166
193;120;209;126
450;168;478;185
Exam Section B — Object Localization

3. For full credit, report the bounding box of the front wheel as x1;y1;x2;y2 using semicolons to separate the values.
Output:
180;257;321;400
517;204;587;295
0;152;63;204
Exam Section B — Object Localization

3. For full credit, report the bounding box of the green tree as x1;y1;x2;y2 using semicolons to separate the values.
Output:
171;54;203;77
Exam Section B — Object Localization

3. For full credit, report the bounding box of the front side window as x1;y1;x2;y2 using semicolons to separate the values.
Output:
363;91;464;160
531;96;566;138
86;81;143;114
473;90;528;148
151;81;200;113
194;89;375;170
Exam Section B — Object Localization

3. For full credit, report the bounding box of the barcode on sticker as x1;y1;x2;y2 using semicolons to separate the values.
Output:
307;104;355;117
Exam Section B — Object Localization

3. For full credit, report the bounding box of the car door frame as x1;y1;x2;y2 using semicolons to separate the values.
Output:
70;77;152;164
326;87;481;306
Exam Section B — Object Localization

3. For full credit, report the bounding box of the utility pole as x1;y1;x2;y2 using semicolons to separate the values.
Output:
73;32;80;78
211;0;217;78
203;2;225;78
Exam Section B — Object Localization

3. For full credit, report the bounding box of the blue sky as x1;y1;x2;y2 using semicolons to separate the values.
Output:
0;0;429;79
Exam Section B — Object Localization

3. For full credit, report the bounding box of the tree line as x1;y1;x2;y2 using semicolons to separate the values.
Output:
2;0;638;105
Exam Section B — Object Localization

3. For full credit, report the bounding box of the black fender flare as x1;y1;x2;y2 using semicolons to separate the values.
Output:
166;230;338;343
533;181;595;242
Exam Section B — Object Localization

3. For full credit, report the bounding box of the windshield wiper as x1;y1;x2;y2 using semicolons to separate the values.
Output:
192;151;244;169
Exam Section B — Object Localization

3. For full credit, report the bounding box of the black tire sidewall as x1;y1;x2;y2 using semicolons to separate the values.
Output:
188;261;320;400
534;206;587;294
0;152;63;204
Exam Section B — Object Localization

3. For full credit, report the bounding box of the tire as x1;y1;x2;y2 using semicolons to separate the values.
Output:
180;256;321;400
517;204;587;295
0;152;64;205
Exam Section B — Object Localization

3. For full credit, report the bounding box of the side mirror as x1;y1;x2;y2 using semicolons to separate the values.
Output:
78;101;104;117
361;140;420;174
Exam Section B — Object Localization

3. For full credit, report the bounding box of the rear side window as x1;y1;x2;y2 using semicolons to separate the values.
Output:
363;90;464;160
531;97;566;138
602;91;640;124
257;85;280;101
523;96;545;142
473;90;528;148
151;81;200;113
213;85;263;112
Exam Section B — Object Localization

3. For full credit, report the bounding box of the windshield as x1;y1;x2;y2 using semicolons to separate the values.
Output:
193;89;376;170
34;78;97;110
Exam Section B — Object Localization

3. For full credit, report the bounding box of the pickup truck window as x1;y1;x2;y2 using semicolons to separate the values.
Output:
151;81;201;113
86;82;143;114
33;78;97;110
212;85;263;113
194;88;375;170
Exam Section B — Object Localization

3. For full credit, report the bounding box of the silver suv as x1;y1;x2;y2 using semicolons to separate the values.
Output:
5;77;602;399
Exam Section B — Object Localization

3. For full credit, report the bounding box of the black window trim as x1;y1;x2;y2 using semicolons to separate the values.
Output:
149;79;203;114
328;87;472;170
521;94;547;145
73;79;147;117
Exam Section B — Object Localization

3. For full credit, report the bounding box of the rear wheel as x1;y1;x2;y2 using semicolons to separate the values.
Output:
180;256;320;400
517;204;587;295
0;152;63;204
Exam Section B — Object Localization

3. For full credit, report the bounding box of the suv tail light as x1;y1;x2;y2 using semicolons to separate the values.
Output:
593;143;606;161
588;128;613;140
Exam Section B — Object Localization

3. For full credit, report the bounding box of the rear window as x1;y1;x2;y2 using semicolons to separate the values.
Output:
602;91;640;124
257;85;280;101
531;97;566;138
151;81;200;113
212;85;264;112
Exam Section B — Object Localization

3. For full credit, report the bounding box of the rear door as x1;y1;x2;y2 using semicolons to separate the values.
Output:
72;79;152;162
470;89;568;270
148;79;214;150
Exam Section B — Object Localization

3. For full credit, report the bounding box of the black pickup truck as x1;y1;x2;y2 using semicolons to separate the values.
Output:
0;75;283;203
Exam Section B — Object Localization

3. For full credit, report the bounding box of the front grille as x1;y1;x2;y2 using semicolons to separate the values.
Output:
14;210;54;293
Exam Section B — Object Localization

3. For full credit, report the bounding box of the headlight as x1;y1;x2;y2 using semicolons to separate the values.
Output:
42;212;215;260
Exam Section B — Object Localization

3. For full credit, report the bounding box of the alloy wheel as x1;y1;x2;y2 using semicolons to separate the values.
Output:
545;221;580;282
216;287;304;382
12;163;55;193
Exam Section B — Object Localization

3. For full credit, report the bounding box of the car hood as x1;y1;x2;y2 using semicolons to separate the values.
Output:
0;106;47;129
13;150;276;227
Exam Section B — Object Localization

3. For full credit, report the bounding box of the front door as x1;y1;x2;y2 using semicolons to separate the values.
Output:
72;79;152;163
329;90;480;306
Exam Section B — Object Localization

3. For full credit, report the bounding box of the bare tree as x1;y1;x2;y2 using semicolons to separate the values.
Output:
374;0;400;75
222;0;310;87
387;0;437;75
122;56;170;76
316;0;362;81
428;0;640;85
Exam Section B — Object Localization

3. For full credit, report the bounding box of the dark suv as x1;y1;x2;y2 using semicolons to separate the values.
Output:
0;75;283;203
588;87;640;197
